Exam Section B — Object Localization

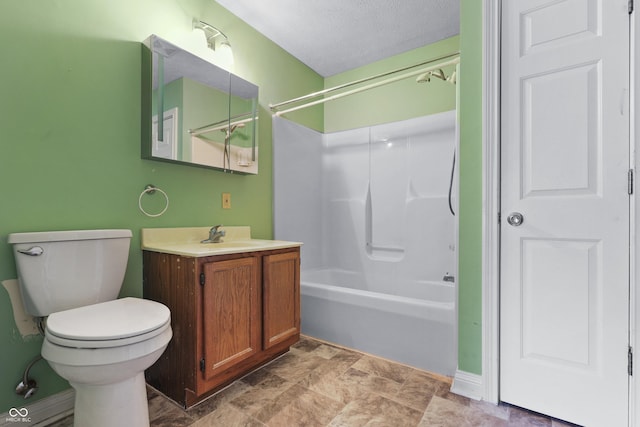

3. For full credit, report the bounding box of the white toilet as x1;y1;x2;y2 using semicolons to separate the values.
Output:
8;229;172;427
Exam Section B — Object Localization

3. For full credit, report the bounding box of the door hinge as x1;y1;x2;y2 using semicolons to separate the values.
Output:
200;272;205;286
630;0;634;14
498;212;501;224
629;169;634;195
200;358;205;372
629;347;633;376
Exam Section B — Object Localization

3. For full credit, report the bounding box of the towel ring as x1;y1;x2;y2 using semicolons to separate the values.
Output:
138;185;169;217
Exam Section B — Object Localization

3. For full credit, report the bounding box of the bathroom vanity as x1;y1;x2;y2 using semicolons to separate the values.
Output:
141;227;301;407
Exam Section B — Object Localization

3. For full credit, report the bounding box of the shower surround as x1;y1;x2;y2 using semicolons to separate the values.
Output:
273;111;457;375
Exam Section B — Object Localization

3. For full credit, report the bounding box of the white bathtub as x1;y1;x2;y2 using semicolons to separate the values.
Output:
301;268;456;376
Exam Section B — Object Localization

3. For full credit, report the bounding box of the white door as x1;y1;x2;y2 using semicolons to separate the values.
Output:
500;1;630;426
152;107;179;160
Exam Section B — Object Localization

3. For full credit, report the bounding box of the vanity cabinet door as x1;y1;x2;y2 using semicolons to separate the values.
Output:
201;256;260;381
262;250;300;350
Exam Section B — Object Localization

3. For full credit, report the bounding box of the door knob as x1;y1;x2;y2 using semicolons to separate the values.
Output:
507;212;524;227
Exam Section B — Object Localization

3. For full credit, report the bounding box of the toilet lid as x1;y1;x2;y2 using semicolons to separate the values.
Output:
46;297;170;348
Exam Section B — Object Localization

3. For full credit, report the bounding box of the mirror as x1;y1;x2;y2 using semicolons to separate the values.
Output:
141;35;259;174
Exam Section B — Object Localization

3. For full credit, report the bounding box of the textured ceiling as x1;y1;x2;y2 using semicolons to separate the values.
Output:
215;0;460;77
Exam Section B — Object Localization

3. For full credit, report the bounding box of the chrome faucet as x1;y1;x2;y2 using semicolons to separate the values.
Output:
201;225;225;243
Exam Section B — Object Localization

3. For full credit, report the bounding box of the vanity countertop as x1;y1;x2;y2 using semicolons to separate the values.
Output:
141;226;301;257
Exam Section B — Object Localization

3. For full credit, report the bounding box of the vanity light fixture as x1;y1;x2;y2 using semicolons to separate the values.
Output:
192;18;234;65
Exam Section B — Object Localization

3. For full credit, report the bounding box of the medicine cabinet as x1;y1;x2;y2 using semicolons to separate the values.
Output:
141;35;259;174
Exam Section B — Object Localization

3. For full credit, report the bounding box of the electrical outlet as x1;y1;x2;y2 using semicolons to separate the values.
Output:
222;192;231;209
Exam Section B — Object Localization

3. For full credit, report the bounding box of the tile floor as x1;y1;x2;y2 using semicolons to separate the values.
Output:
48;336;577;427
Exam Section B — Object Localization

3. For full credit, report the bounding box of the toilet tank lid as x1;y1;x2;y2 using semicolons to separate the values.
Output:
8;229;132;244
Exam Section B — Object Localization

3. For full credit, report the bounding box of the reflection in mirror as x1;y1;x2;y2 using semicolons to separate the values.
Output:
141;35;259;174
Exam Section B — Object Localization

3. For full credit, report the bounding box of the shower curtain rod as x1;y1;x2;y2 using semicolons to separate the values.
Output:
269;51;460;114
271;56;460;116
189;115;257;137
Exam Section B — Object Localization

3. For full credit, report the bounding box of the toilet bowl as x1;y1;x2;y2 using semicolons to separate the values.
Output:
41;298;172;427
8;229;172;427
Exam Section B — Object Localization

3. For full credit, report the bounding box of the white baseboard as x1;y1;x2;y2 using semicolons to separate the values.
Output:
451;369;484;401
1;388;74;427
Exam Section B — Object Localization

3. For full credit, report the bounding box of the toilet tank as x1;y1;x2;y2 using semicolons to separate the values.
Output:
8;229;133;317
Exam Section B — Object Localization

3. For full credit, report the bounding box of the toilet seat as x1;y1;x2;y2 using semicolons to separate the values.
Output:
45;297;170;349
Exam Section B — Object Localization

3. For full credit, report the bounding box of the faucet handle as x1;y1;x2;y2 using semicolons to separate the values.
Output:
201;225;225;243
210;225;225;237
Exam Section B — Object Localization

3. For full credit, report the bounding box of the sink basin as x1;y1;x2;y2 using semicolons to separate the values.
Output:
141;227;302;257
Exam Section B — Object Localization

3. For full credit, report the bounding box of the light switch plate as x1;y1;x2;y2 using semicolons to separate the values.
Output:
222;192;231;209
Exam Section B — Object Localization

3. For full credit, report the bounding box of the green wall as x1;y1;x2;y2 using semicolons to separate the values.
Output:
182;78;229;161
458;0;483;375
0;0;322;412
324;36;459;132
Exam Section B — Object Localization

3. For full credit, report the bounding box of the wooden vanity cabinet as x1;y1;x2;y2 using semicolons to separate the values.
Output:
143;247;300;408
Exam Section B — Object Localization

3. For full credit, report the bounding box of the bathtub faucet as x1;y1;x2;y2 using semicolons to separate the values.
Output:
201;225;225;243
